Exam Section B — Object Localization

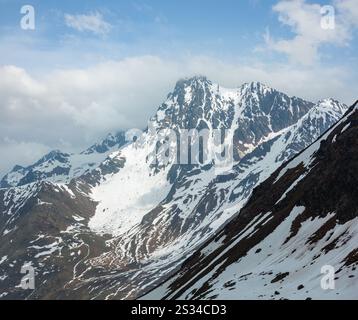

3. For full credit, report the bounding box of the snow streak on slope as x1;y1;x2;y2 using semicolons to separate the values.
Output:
89;143;171;236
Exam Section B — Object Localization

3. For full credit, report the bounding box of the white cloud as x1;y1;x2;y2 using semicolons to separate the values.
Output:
64;12;112;35
335;0;358;27
264;0;356;65
0;55;356;176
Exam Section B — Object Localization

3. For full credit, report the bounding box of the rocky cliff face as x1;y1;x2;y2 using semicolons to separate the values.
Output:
144;101;358;300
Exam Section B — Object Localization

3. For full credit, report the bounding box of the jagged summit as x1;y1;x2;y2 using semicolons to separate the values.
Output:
240;81;274;93
82;131;126;155
11;164;25;172
306;99;348;116
176;75;210;85
176;77;272;91
36;150;69;163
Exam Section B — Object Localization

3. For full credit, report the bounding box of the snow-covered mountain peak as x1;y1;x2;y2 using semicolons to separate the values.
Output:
308;99;347;117
152;77;317;137
239;81;274;96
82;131;126;155
238;81;310;113
315;98;348;114
151;76;236;130
33;149;69;162
174;75;212;88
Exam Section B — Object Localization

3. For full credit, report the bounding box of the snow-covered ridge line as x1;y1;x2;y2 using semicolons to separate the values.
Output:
0;132;127;188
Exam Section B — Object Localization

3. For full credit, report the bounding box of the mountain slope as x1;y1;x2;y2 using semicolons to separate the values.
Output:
0;77;350;300
144;101;358;300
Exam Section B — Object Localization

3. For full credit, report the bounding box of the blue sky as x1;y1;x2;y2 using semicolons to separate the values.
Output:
0;0;275;70
0;0;357;174
0;0;356;69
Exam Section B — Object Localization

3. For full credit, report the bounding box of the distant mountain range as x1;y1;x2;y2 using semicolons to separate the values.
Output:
0;132;127;188
0;76;356;300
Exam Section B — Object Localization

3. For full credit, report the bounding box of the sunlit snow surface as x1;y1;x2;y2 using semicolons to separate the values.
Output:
89;143;171;236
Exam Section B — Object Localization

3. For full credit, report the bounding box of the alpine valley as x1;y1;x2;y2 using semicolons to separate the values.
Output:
0;76;356;300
